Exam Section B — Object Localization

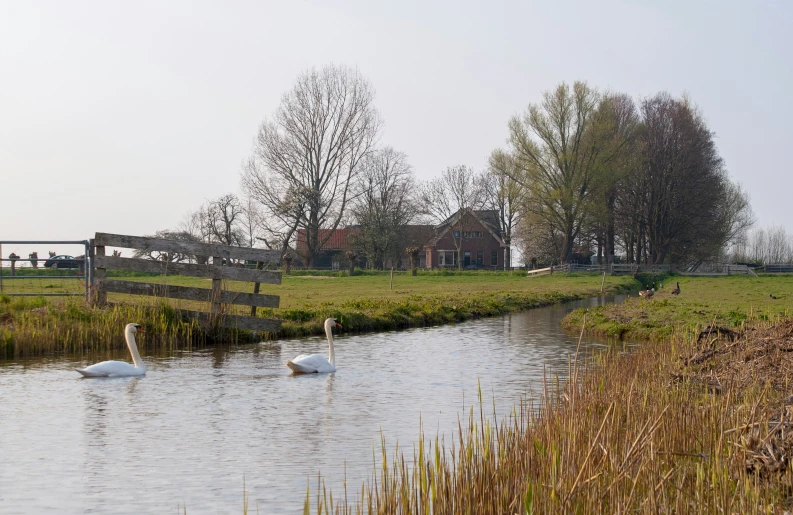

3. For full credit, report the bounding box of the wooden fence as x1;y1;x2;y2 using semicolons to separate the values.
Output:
91;232;283;333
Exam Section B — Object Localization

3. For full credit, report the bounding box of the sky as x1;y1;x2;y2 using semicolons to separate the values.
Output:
1;0;791;259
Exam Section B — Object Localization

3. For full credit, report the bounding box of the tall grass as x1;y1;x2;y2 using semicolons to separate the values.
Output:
0;294;208;359
305;316;793;513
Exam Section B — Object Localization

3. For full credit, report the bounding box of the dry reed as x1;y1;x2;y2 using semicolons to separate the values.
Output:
304;317;793;514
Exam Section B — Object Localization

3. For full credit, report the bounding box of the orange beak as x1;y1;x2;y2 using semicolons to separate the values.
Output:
335;322;342;329
137;327;145;333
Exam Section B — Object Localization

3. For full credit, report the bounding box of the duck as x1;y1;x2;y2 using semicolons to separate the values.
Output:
639;287;655;298
671;282;681;295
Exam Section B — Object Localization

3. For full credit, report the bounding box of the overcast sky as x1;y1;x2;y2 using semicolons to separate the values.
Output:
1;0;791;257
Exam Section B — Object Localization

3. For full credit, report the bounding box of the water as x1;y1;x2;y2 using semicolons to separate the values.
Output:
0;295;627;514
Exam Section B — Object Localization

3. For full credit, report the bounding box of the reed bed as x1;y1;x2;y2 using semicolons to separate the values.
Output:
0;294;207;359
305;317;793;514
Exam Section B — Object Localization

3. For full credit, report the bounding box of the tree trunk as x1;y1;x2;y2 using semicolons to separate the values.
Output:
561;220;575;263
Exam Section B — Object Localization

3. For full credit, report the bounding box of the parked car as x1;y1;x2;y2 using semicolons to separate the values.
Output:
44;255;81;269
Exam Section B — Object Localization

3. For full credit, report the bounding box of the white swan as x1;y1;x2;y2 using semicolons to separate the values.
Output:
286;318;341;374
76;323;147;377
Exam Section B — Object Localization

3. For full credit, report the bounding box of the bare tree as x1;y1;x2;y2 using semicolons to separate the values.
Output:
637;94;752;264
481;150;525;269
205;194;244;247
421;165;483;269
242;64;382;266
239;195;265;248
133;230;202;263
349;147;418;268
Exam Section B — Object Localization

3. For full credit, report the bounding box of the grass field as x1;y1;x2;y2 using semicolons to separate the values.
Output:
563;275;793;340
0;272;638;358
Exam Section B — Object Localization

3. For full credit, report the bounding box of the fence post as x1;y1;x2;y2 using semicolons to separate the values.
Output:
390;266;394;290
211;256;223;316
84;240;90;301
87;240;95;297
601;271;606;293
94;244;107;307
250;261;263;317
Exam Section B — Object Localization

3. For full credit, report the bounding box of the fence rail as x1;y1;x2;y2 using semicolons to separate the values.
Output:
94;233;281;264
757;264;793;274
93;233;283;333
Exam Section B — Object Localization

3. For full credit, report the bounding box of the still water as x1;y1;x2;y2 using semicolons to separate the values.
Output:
0;295;627;514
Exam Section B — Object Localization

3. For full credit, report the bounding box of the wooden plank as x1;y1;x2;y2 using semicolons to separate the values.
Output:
103;280;280;308
94;245;107;307
94;232;281;264
94;255;282;284
250;261;264;317
179;310;282;333
210;256;222;315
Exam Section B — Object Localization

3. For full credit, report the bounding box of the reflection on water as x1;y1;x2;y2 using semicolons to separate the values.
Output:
0;295;627;513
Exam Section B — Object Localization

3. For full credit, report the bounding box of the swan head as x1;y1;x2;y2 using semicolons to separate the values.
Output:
125;323;145;334
324;318;342;331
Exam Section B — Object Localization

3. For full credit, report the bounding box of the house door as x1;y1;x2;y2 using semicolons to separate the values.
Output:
464;251;471;267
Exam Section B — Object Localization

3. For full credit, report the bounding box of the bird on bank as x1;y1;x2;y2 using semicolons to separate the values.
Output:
76;323;146;377
639;288;655;298
671;282;681;295
286;318;342;374
770;293;778;300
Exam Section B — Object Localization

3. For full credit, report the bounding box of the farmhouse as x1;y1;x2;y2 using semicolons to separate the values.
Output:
295;209;506;270
424;209;505;269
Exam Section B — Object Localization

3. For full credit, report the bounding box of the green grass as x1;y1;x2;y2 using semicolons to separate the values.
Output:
0;273;638;358
563;275;793;340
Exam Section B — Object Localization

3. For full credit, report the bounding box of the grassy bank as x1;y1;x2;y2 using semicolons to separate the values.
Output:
308;316;793;513
1;273;637;358
563;275;793;340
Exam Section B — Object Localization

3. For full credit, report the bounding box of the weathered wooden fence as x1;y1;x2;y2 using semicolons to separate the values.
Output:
91;232;282;333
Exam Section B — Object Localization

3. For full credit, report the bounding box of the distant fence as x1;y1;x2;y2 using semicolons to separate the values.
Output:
527;263;757;277
92;232;283;333
0;240;90;297
756;264;793;274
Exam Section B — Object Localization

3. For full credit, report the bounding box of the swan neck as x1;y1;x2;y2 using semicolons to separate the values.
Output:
125;327;146;370
326;325;335;366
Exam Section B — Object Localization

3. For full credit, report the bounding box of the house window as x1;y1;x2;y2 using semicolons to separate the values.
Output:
438;251;458;266
464;251;471;266
476;251;483;265
491;250;498;266
478;231;483;238
453;231;460;239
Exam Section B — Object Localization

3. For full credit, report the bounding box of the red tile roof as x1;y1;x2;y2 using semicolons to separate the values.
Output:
296;228;358;252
